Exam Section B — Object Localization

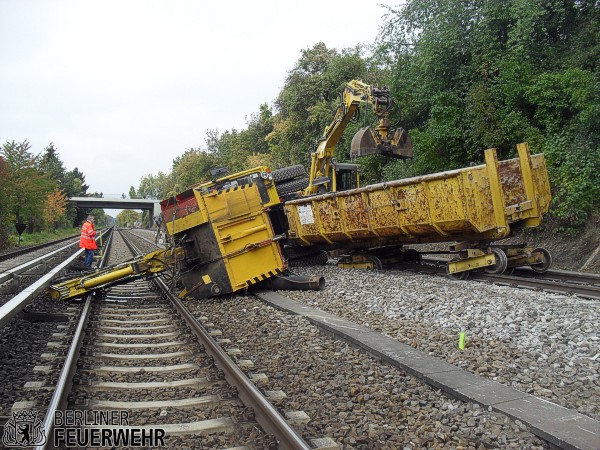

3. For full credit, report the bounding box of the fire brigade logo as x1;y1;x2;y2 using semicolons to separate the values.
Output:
2;410;46;447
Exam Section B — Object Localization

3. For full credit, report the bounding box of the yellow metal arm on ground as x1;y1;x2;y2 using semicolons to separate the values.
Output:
47;247;186;301
305;80;413;196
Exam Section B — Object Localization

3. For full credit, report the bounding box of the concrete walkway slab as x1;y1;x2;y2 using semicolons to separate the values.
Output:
496;396;600;450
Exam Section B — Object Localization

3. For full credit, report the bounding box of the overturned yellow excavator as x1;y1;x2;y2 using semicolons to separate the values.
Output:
48;166;290;302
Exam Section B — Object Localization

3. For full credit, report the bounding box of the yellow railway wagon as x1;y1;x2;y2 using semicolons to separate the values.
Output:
285;143;551;249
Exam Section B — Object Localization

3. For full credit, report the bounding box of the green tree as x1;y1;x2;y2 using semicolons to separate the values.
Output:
204;129;237;171
128;186;138;199
268;43;379;170
230;104;275;169
0;156;11;249
138;172;174;199
116;210;141;228
64;167;90;226
1;140;57;231
89;208;107;227
172;148;222;190
377;0;600;227
38;143;66;186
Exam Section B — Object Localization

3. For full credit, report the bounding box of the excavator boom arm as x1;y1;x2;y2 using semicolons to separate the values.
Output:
314;80;372;160
305;80;412;195
47;247;186;301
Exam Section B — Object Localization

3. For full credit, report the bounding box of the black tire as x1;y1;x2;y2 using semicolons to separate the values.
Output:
289;250;329;267
276;177;310;197
272;164;307;183
530;247;552;273
484;248;508;274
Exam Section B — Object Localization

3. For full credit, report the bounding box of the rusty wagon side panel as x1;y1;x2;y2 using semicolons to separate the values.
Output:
284;143;551;248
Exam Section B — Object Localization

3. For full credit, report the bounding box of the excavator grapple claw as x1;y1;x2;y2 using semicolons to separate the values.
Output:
350;127;413;159
350;127;377;158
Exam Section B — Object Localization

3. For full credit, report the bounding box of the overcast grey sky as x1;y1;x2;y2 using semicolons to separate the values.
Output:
0;0;390;206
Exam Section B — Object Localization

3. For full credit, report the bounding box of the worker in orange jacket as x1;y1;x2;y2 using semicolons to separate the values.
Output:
80;215;98;268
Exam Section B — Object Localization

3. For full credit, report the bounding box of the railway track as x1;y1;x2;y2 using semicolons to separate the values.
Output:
0;236;83;303
0;234;80;264
409;257;600;299
65;279;275;448
1;230;331;449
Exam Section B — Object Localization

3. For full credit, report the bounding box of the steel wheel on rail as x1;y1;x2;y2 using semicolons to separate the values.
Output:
530;247;552;273
447;270;471;281
367;256;383;270
484;248;508;274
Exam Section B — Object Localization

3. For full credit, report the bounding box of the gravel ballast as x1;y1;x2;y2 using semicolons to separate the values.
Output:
193;295;549;448
280;266;599;421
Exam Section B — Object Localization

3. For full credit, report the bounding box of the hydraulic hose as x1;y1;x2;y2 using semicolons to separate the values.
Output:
256;275;325;291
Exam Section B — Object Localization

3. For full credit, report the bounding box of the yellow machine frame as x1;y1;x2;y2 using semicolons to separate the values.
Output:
47;248;186;301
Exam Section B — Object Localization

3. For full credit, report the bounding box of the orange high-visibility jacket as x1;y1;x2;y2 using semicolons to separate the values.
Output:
80;221;98;250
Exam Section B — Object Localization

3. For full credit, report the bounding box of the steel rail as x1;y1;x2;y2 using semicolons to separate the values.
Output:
511;266;600;284
400;259;600;299
0;230;112;327
0;251;82;327
35;297;92;450
471;271;600;299
118;228;145;257
0;240;79;284
154;277;311;450
0;234;79;263
421;256;600;284
122;228;166;248
35;231;113;450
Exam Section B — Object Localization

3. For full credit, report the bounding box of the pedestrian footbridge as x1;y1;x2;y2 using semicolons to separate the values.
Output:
68;197;162;223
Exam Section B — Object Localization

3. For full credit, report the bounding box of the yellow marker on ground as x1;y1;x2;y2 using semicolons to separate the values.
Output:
459;332;466;350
